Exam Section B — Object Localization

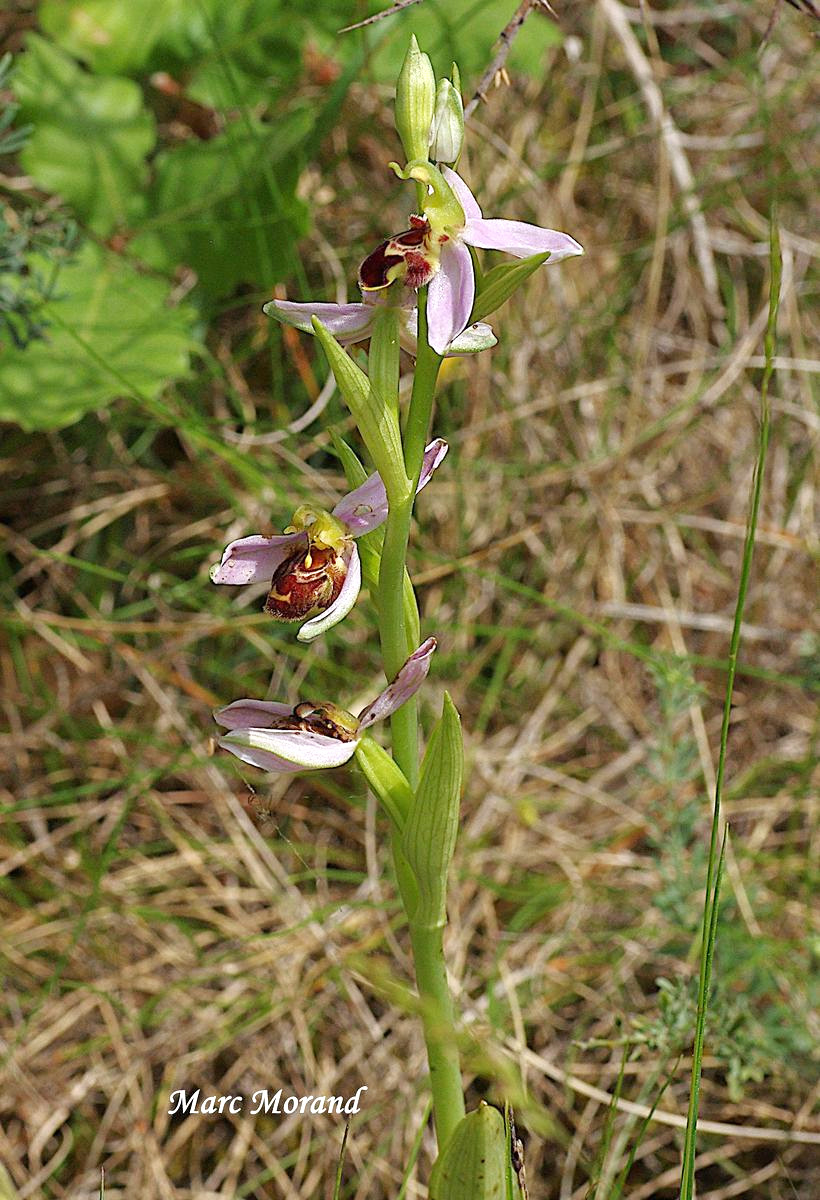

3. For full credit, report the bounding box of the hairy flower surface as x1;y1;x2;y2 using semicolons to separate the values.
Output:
210;440;448;641
214;638;437;772
382;162;584;354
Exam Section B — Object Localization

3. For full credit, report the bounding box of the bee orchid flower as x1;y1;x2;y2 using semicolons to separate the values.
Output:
360;162;584;355
214;638;437;773
210;440;448;642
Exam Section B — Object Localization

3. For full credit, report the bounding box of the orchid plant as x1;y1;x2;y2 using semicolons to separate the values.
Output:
210;34;582;1197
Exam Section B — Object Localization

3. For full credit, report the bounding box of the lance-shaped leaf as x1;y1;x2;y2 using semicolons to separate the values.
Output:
354;737;414;828
331;430;369;490
469;251;551;325
368;304;400;422
429;1103;514;1200
312;317;409;505
402;693;463;929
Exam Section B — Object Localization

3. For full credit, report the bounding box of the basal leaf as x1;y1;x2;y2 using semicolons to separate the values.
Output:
0;242;197;431
13;35;154;233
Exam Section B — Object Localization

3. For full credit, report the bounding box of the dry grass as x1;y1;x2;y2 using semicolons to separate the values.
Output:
1;2;818;1198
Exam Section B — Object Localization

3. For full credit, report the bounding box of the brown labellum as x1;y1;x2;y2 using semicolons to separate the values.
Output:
358;216;434;291
256;703;359;743
292;703;359;742
264;544;347;621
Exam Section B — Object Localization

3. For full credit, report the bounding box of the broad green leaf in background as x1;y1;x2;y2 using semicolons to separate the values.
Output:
176;0;361;109
37;0;301;93
0;242;198;431
38;0;205;76
129;115;311;301
13;35;154;234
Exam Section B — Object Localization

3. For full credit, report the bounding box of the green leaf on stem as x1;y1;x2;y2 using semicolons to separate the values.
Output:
330;431;369;490
429;1102;515;1200
469;251;551;325
368;305;401;423
312;317;409;505
402;694;463;929
329;433;420;648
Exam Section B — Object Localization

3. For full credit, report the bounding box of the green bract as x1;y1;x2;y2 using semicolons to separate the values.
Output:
429;1103;518;1200
402;694;463;929
311;319;410;506
470;251;553;324
354;738;414;828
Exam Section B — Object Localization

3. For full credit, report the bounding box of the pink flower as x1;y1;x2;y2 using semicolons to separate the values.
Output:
385;163;584;354
210;440;448;642
214;638;436;772
265;295;496;356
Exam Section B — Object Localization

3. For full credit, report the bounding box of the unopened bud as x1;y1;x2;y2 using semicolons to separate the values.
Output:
429;77;464;165
395;35;436;163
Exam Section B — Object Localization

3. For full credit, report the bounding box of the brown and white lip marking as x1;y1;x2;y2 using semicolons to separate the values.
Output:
358;216;436;292
263;542;349;622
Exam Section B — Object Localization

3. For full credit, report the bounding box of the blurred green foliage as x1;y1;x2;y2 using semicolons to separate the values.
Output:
1;0;563;432
364;0;562;81
0;242;197;429
15;35;156;233
0;0;360;429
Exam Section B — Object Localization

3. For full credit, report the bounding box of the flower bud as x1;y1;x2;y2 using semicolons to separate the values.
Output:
395;35;436;164
429;78;464;165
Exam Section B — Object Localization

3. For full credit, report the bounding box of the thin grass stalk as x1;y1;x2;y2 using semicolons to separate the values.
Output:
678;216;780;1200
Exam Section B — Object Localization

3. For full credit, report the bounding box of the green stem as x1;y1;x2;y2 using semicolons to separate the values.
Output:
375;289;462;1146
409;923;466;1149
378;289;442;783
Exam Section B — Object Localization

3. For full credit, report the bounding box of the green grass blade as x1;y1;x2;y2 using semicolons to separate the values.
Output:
678;214;780;1200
